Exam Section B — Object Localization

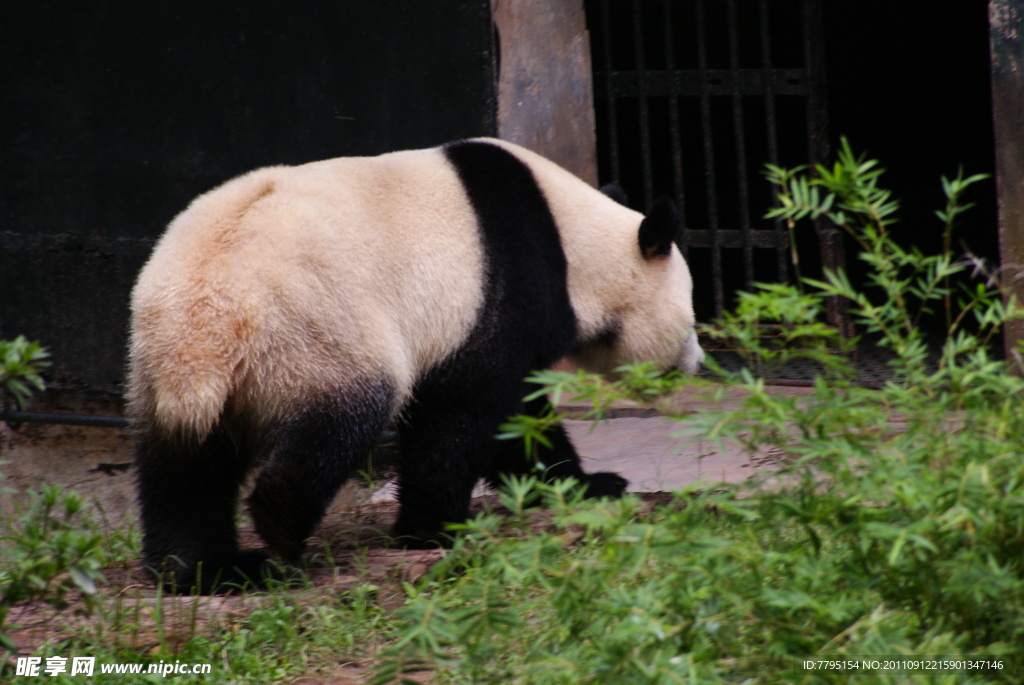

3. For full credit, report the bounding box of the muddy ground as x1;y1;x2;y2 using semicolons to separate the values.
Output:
3;491;680;685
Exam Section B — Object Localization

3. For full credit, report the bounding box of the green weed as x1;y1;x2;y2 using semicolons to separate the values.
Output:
0;337;50;410
1;486;114;655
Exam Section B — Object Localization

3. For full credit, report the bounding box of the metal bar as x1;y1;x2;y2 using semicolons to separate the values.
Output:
695;0;724;317
0;231;155;253
801;0;848;336
759;0;788;282
1;408;129;429
0;406;411;442
726;0;753;291
599;0;621;183
631;0;654;210
685;229;787;249
661;0;687;253
802;0;830;171
595;68;808;97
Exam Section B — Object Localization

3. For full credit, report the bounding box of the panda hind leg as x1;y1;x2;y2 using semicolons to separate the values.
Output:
485;395;628;499
247;382;394;563
136;424;272;594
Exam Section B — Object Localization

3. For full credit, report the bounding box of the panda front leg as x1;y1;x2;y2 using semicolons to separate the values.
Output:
485;393;628;498
247;384;394;563
391;396;494;548
391;387;629;547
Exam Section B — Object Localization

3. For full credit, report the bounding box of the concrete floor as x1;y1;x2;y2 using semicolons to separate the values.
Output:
564;415;787;492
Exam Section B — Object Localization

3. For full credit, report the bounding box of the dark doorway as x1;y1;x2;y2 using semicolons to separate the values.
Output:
823;1;998;278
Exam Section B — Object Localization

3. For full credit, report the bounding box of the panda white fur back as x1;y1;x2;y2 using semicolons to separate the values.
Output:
130;147;485;439
128;138;701;592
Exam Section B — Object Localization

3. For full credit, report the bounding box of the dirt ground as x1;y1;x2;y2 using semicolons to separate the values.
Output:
3;498;431;654
2;490;679;685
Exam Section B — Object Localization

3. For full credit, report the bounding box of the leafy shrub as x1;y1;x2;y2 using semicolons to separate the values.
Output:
1;485;110;653
374;146;1022;683
0;337;117;654
0;337;50;409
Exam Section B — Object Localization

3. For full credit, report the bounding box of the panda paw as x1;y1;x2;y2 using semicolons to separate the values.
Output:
389;522;455;549
581;471;629;499
151;550;285;595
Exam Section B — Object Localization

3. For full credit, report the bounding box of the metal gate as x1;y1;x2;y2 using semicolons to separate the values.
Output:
586;0;844;325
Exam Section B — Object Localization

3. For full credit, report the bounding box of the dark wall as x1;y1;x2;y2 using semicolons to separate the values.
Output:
823;1;997;266
1;1;496;392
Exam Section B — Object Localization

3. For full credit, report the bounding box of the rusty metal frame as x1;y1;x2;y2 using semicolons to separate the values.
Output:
989;0;1024;360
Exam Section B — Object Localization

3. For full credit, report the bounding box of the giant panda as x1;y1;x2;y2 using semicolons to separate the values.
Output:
128;138;703;592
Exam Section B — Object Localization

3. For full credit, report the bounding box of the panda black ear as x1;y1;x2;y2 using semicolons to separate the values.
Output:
638;196;679;260
600;182;630;207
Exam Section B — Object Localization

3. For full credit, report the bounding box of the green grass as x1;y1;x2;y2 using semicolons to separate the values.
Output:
372;438;1023;684
21;584;400;684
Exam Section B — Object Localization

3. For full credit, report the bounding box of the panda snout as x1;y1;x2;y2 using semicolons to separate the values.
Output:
677;331;705;375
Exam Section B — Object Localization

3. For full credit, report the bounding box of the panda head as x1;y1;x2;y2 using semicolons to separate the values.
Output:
557;183;704;377
449;139;703;379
